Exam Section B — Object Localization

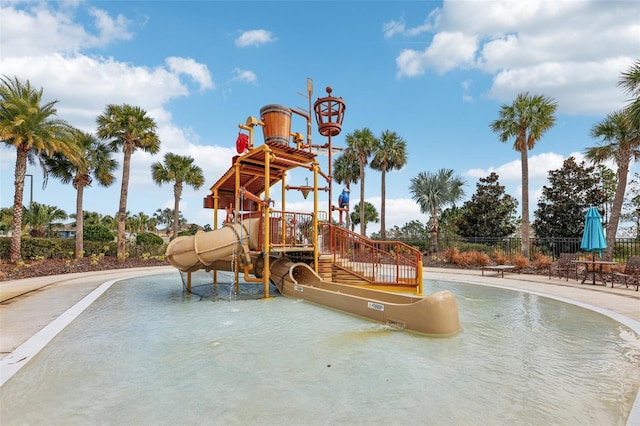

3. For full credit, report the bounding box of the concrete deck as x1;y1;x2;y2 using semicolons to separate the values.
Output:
0;265;638;423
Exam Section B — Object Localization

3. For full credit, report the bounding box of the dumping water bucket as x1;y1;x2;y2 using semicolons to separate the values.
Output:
260;104;292;145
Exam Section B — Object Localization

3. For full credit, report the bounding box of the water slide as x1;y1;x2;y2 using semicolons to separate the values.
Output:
166;219;460;336
166;219;262;273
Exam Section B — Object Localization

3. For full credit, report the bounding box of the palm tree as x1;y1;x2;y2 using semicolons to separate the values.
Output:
349;201;379;236
0;75;79;263
490;92;557;257
332;150;360;229
409;169;465;253
585;110;640;259
96;104;160;260
619;60;640;130
370;130;407;240
46;129;118;258
151;153;204;239
345;128;377;236
154;207;174;235
22;202;68;237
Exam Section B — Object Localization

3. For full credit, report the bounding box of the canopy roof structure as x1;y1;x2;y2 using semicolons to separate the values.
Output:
208;141;317;210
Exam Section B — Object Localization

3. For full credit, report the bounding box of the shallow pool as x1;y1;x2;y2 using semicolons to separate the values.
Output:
1;272;639;425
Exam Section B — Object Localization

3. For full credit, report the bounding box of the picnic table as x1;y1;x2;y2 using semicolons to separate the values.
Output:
574;260;618;286
481;265;516;278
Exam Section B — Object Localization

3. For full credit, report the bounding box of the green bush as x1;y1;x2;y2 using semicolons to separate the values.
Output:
21;237;66;259
84;225;115;242
136;232;164;246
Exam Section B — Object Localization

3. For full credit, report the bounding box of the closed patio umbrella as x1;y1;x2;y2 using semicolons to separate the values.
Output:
580;207;607;260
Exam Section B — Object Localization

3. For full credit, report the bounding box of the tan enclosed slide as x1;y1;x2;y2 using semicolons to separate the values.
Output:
166;219;262;273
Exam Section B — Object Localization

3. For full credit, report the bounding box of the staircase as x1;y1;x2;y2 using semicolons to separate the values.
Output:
318;224;423;293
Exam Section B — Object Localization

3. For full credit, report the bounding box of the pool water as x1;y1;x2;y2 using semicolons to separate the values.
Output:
1;272;639;425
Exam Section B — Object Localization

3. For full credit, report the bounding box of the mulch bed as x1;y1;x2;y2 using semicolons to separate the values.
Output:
0;256;550;282
0;257;169;281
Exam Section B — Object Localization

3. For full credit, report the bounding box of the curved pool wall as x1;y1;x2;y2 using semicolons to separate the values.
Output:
1;271;639;425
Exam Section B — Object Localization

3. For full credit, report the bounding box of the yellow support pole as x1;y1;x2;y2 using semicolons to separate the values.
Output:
313;160;319;273
281;172;287;246
213;190;219;285
263;146;272;299
417;259;424;296
234;160;241;292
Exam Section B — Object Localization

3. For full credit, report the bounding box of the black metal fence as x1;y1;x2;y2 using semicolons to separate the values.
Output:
396;236;640;261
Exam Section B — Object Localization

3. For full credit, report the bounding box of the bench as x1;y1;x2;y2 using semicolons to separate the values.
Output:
481;265;516;278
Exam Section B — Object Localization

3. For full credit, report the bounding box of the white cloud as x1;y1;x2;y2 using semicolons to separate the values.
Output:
166;57;215;90
234;29;276;48
231;68;257;84
0;2;133;56
383;9;439;39
382;18;406;39
487;57;634;115
392;0;640;115
396;32;477;77
87;6;134;47
465;152;566;182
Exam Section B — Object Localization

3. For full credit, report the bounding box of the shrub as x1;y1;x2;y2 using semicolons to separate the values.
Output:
470;251;491;266
452;250;490;267
491;250;508;265
512;254;531;270
533;252;552;270
136;232;164;246
451;251;471;267
84;225;115;242
443;247;459;263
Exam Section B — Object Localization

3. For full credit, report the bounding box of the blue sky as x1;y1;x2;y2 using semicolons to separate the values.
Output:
1;0;639;236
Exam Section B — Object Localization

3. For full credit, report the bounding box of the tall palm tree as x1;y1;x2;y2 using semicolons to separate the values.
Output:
370;130;407;239
409;169;465;253
151;153;204;239
490;92;557;258
585;110;640;259
332;150;360;229
46;129;118;258
96;104;160;260
0;75;78;263
345;127;377;236
619;60;640;130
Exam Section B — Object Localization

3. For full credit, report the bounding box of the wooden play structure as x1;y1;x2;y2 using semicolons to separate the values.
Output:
166;81;460;336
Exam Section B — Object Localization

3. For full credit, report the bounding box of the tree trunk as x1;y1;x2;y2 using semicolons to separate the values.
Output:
380;168;386;240
9;148;28;263
520;147;530;258
75;183;84;259
429;216;438;253
117;150;132;261
359;161;366;236
173;182;182;239
605;156;630;260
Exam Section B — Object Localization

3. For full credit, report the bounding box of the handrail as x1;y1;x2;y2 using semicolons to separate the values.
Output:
319;223;422;290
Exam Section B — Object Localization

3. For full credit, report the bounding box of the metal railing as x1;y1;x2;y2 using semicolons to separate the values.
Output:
395;235;640;261
319;223;421;286
268;210;315;249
